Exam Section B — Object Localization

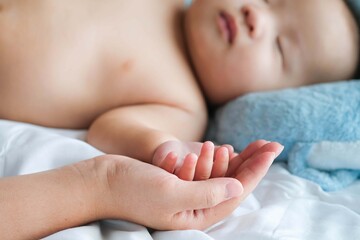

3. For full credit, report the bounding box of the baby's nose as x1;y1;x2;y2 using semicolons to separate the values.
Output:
241;4;267;39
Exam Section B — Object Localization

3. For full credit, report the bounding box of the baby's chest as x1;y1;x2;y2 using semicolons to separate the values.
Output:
0;0;200;127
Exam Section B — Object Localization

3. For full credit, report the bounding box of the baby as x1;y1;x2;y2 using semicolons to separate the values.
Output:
0;0;358;180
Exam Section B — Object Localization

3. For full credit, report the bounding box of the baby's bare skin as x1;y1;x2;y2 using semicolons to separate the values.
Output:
1;0;357;237
0;0;355;176
0;0;210;166
0;0;204;128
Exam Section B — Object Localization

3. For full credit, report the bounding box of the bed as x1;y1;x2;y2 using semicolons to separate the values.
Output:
1;119;360;240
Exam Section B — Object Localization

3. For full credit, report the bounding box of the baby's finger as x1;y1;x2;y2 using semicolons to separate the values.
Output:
194;141;215;181
177;153;198;181
222;144;239;159
211;147;229;178
215;144;233;153
160;152;178;174
221;144;234;155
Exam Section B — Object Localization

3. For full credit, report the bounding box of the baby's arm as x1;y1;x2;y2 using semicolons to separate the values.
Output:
87;104;207;164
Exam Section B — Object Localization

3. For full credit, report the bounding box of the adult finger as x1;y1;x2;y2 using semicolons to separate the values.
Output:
172;178;243;230
244;142;284;161
227;140;269;176
233;151;280;200
177;178;243;211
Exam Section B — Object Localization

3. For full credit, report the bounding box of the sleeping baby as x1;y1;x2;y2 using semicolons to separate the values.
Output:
0;0;358;189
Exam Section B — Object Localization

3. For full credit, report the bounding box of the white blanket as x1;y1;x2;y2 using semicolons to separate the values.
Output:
1;120;359;240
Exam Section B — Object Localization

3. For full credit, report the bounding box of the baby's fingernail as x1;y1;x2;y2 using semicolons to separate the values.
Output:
205;141;215;148
225;181;243;200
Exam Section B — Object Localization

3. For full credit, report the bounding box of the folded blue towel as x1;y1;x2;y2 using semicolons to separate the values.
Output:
207;81;360;191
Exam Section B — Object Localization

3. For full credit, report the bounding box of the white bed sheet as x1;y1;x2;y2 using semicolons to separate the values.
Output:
1;120;359;240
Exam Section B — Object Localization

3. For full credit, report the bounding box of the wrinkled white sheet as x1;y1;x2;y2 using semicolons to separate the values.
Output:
1;120;359;240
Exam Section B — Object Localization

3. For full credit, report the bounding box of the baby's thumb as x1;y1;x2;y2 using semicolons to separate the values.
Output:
179;178;243;210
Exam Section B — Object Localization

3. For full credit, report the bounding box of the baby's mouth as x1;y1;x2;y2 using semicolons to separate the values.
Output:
218;11;237;45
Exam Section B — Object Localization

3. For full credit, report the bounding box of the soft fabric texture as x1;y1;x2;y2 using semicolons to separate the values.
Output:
208;81;360;191
184;0;192;7
1;120;360;239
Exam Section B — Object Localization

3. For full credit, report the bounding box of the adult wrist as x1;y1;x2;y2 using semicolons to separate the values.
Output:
78;155;130;220
69;157;110;222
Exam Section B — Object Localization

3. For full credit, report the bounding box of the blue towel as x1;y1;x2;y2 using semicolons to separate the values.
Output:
184;0;192;8
207;81;360;191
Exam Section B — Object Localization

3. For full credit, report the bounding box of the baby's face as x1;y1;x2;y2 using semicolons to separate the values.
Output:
185;0;359;105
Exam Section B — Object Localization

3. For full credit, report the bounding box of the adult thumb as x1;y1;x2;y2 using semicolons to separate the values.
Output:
178;178;243;210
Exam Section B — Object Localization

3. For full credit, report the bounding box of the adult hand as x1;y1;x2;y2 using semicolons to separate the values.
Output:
226;140;284;203
86;155;243;230
88;140;283;230
0;141;283;240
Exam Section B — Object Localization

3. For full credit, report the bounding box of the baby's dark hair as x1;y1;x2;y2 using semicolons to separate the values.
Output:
345;0;360;79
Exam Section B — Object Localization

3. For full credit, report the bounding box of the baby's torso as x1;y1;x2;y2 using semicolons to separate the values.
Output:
0;0;204;128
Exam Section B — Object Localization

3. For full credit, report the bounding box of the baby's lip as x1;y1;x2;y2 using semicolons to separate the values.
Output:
218;11;237;45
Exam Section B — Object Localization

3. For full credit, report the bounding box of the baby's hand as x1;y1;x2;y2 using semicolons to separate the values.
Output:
153;141;235;181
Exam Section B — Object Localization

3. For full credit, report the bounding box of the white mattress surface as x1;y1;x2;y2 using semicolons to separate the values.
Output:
1;120;359;240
